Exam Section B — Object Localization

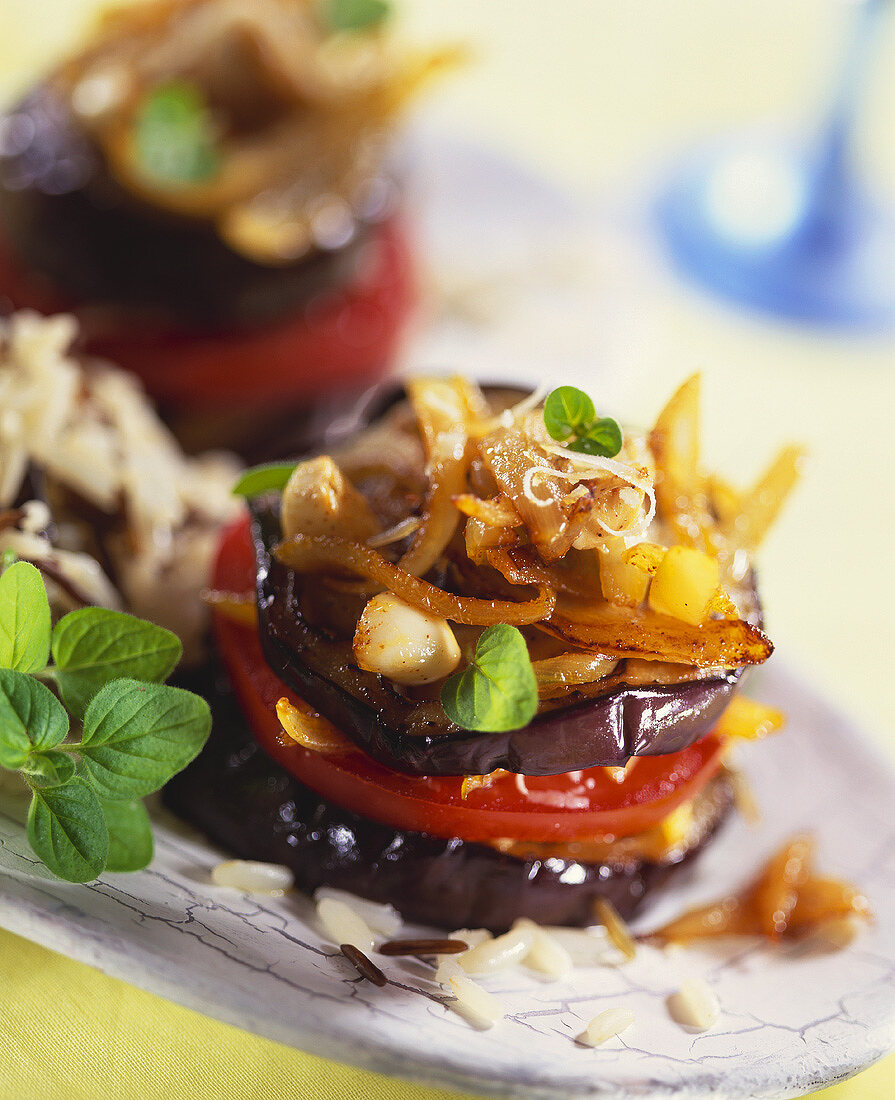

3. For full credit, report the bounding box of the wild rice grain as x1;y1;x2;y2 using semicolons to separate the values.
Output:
448;975;504;1028
379;938;468;957
340;944;388;987
316;897;375;953
576;1007;635;1047
667;978;720;1031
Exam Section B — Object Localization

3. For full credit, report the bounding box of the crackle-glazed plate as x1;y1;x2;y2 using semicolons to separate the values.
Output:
0;658;893;1100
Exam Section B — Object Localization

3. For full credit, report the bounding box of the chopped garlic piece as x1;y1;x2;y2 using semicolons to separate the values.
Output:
353;592;461;686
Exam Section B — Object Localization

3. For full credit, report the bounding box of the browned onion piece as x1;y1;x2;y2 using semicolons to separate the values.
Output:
479;428;572;561
543;597;772;667
275;533;555;626
397;378;473;577
532;651;617;689
486;546;602;600
397;435;470;576
453;494;521;528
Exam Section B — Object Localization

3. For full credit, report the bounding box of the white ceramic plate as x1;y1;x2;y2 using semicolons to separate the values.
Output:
0;658;893;1100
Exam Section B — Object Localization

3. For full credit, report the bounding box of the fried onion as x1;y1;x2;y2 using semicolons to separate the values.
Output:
275;533;555;626
543;597;772;667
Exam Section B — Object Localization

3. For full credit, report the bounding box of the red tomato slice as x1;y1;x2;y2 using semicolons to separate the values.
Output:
0;218;415;408
212;518;726;845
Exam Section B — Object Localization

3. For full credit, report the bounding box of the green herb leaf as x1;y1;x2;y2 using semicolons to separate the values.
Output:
568;416;623;458
1;549;18;569
52;608;182;720
440;624;537;733
134;80;221;186
543;387;623;458
0;561;51;673
100;798;154;873
27;777;109;882
22;749;76;788
79;679;211;800
543;386;596;442
0;669;68;770
232;462;298;498
320;0;390;33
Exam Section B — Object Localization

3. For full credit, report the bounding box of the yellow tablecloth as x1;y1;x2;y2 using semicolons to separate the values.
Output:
1;2;893;1098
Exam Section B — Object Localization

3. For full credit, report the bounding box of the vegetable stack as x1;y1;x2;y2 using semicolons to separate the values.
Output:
170;375;800;930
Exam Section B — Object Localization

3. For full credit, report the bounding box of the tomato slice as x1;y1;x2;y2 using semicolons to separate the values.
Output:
212;517;726;845
0;218;415;408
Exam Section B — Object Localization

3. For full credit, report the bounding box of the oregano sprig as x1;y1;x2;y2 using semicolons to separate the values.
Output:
0;563;210;882
134;80;221;186
543;386;623;458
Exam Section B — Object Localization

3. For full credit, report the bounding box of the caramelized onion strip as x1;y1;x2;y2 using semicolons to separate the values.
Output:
729;444;805;551
544;598;772;668
532;652;617;688
486;546;602;600
453;494;521;528
752;833;814;939
275;534;555;626
397;377;474;577
276;698;352;755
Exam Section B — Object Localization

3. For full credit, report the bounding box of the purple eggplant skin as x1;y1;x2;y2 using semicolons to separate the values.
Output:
0;86;383;328
253;500;753;778
163;664;733;932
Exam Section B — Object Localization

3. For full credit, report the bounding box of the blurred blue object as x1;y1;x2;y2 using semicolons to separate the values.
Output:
655;0;895;330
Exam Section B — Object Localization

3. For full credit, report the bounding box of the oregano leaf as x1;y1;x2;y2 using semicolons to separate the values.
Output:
52;608;182;720
101;798;154;873
79;679;211;800
440;624;537;732
0;561;51;673
27;778;108;882
0;669;68;770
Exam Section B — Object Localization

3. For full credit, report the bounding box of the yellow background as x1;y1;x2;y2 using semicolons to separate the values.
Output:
0;1;893;1098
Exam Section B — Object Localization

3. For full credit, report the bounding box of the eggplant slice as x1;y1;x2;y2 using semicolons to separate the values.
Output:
254;500;751;777
164;663;733;932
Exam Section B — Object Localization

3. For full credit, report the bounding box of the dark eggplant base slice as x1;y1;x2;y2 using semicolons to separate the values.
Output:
0;87;387;329
164;665;734;932
253;500;747;778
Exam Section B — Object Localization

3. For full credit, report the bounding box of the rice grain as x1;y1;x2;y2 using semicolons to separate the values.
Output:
513;918;573;979
458;925;535;976
211;860;293;896
313;887;402;938
576;1007;635;1047
668;978;720;1031
317;897;375;953
448;975;504;1028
